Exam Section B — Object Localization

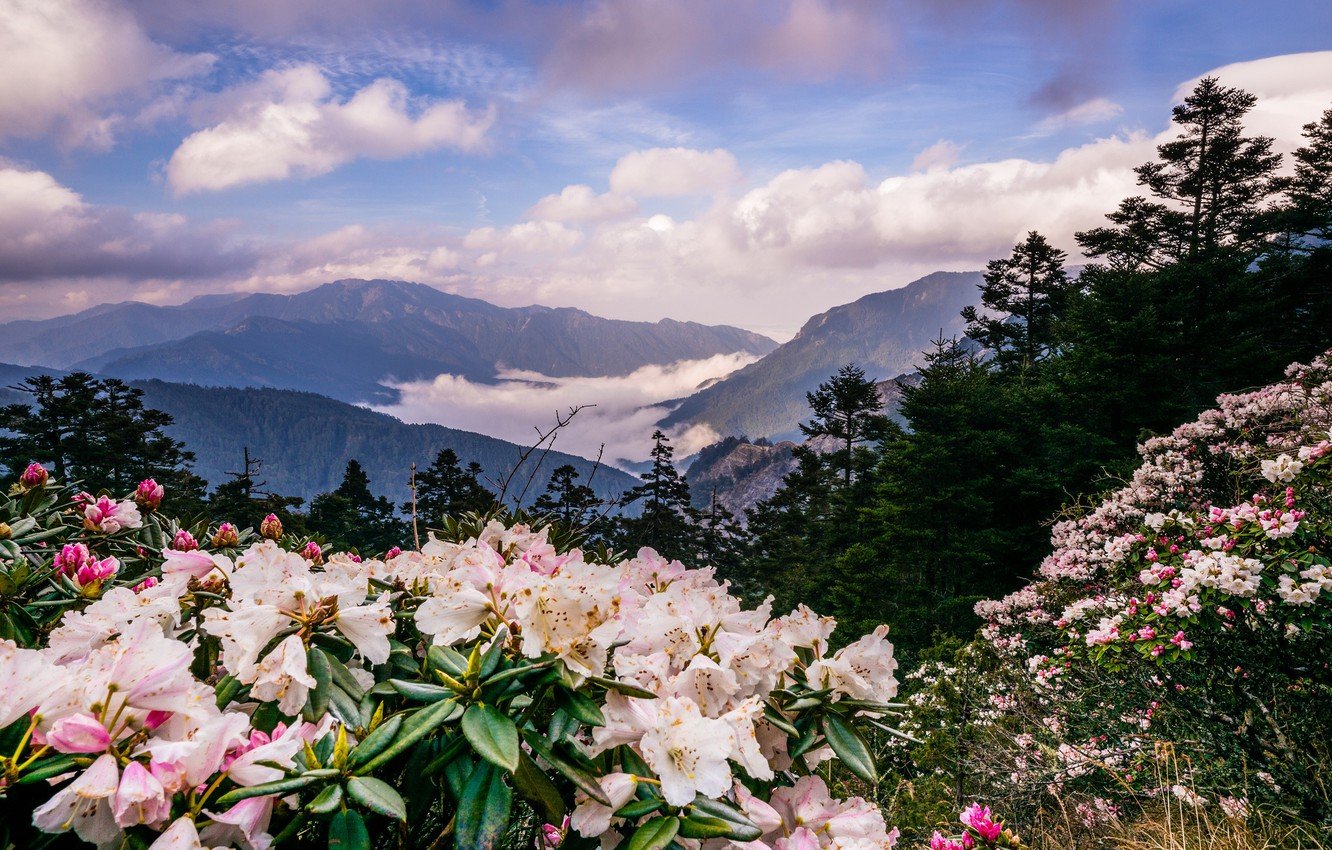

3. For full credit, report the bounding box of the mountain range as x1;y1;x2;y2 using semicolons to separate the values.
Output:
661;271;981;440
0;280;777;405
0;362;638;507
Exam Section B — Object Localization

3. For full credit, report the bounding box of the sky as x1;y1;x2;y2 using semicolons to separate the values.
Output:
2;0;1332;339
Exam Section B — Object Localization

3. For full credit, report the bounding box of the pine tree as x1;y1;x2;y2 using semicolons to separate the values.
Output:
409;449;495;525
616;431;696;562
308;460;405;553
800;364;891;490
961;231;1073;367
1277;108;1332;246
209;448;305;532
0;373;206;511
533;464;601;528
696;487;748;577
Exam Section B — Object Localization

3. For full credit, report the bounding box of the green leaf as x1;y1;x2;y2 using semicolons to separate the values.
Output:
512;749;566;824
455;763;513;850
323;651;368;701
345;714;404;771
347;776;407;821
626;816;680;850
328;682;363;728
390;679;454;702
15;754;83;785
679;815;738;840
329;809;370;850
589;675;657;699
427;645;468;677
554;687;605;727
304;648;333;721
687;797;762;841
306;784;344;815
353;697;462;774
478;627;508;678
520;728;610;806
615;799;663;819
215;774;321;806
820;713;876;785
462;703;520;773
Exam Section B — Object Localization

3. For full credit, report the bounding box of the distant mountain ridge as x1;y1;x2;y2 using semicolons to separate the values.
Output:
0;279;777;405
0;362;637;507
661;271;982;440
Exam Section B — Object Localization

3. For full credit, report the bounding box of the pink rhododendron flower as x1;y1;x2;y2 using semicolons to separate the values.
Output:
19;461;49;489
134;478;164;510
48;713;112;753
83;496;143;533
961;804;1003;842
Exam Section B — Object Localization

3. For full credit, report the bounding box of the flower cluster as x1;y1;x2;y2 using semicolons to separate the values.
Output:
0;470;905;850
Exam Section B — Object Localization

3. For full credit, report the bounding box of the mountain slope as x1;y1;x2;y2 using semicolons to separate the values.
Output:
661;271;981;440
0;282;777;403
0;363;637;507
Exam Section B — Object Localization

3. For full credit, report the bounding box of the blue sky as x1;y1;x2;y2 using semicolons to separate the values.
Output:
2;0;1331;336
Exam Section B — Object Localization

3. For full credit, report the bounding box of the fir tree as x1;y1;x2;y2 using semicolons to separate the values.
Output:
961;231;1073;367
616;431;696;562
308;460;405;554
409;449;495;525
799;364;891;490
533;464;602;529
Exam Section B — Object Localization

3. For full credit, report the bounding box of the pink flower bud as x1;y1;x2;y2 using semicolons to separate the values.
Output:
301;541;324;564
114;760;170;827
385;546;402;559
172;529;200;551
48;713;112;754
134;577;160;593
259;513;283;540
74;555;119;593
134;479;164;510
211;522;240;548
54;543;92;576
19;462;49;489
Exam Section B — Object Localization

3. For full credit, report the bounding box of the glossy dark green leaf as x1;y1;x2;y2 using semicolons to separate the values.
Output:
215;774;321;805
462;703;520;773
615;799;663;819
306;783;344;814
329;809;370;850
512;749;565;824
347;776;407;821
353;697;462;774
589;675;657;699
389;679;454;702
455;763;513;850
304;648;333;721
520;728;610;806
687;797;763;841
345;714;403;771
554;687;605;727
821;713;877;785
626;816;680;850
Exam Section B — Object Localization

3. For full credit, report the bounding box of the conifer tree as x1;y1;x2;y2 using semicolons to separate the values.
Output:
799;364;891;489
1277;108;1332;245
961;231;1072;367
616;431;696;562
533;464;601;529
308;459;405;553
408;449;495;525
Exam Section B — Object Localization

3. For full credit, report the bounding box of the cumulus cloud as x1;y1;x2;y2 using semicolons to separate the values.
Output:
1034;97;1125;133
166;64;495;194
376;354;758;466
527;185;638;223
0;0;211;148
911;140;963;172
0;162;253;288
609;147;741;197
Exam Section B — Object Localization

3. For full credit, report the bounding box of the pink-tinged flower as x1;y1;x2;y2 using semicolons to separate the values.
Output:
134;577;160;593
32;753;121;845
259;514;283;540
83;496;143;534
19;462;49;489
930;832;965;850
385;546;403;559
145;710;172;730
134;479;165;510
301;541;323;564
211;523;240;548
960;804;1003;842
171;529;200;551
1171;631;1193;651
73;556;119;594
163;548;219;580
537;816;570;850
202;796;274;849
47;713;112;754
147;816;207;850
114;760;170;828
54;543;92;576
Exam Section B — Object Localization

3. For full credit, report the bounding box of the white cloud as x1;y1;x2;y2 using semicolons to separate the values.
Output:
166;64;495;194
609;147;742;197
911;139;962;172
0;0;211;148
1174;52;1332;151
526;184;638;223
1034;97;1124;133
376;353;758;467
0;162;252;292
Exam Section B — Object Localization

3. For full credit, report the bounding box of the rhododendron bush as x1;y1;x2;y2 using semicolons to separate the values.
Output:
968;352;1332;822
0;469;905;850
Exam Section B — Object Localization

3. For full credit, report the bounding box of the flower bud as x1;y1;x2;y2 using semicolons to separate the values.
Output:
259;513;283;540
134;478;164;510
171;529;200;551
385;546;402;559
211;522;240;548
0;522;10;540
301;541;324;565
19;462;49;490
54;543;92;576
48;713;112;754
